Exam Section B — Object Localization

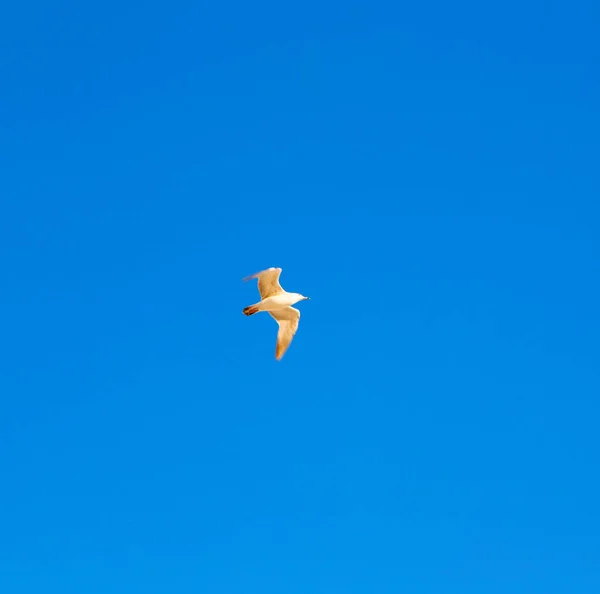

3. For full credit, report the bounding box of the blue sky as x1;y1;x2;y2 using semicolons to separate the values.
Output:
1;1;599;592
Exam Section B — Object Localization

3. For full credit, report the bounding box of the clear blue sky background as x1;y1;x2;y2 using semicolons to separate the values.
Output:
1;1;599;592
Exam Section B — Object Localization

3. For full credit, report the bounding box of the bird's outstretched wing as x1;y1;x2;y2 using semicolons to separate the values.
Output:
243;267;284;299
269;306;300;360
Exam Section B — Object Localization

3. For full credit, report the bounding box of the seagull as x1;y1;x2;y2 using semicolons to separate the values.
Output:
242;267;310;360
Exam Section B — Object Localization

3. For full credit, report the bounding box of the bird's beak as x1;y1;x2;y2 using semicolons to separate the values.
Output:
305;296;310;300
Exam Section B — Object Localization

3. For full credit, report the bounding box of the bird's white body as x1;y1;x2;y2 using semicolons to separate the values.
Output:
242;267;309;360
253;292;305;312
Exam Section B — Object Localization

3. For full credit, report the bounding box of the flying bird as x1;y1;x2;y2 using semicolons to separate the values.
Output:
242;267;310;360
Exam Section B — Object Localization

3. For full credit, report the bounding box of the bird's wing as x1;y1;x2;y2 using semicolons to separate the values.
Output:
243;267;284;299
269;306;301;360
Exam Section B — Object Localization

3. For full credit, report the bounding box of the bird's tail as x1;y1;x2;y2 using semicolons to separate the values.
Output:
243;305;259;316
